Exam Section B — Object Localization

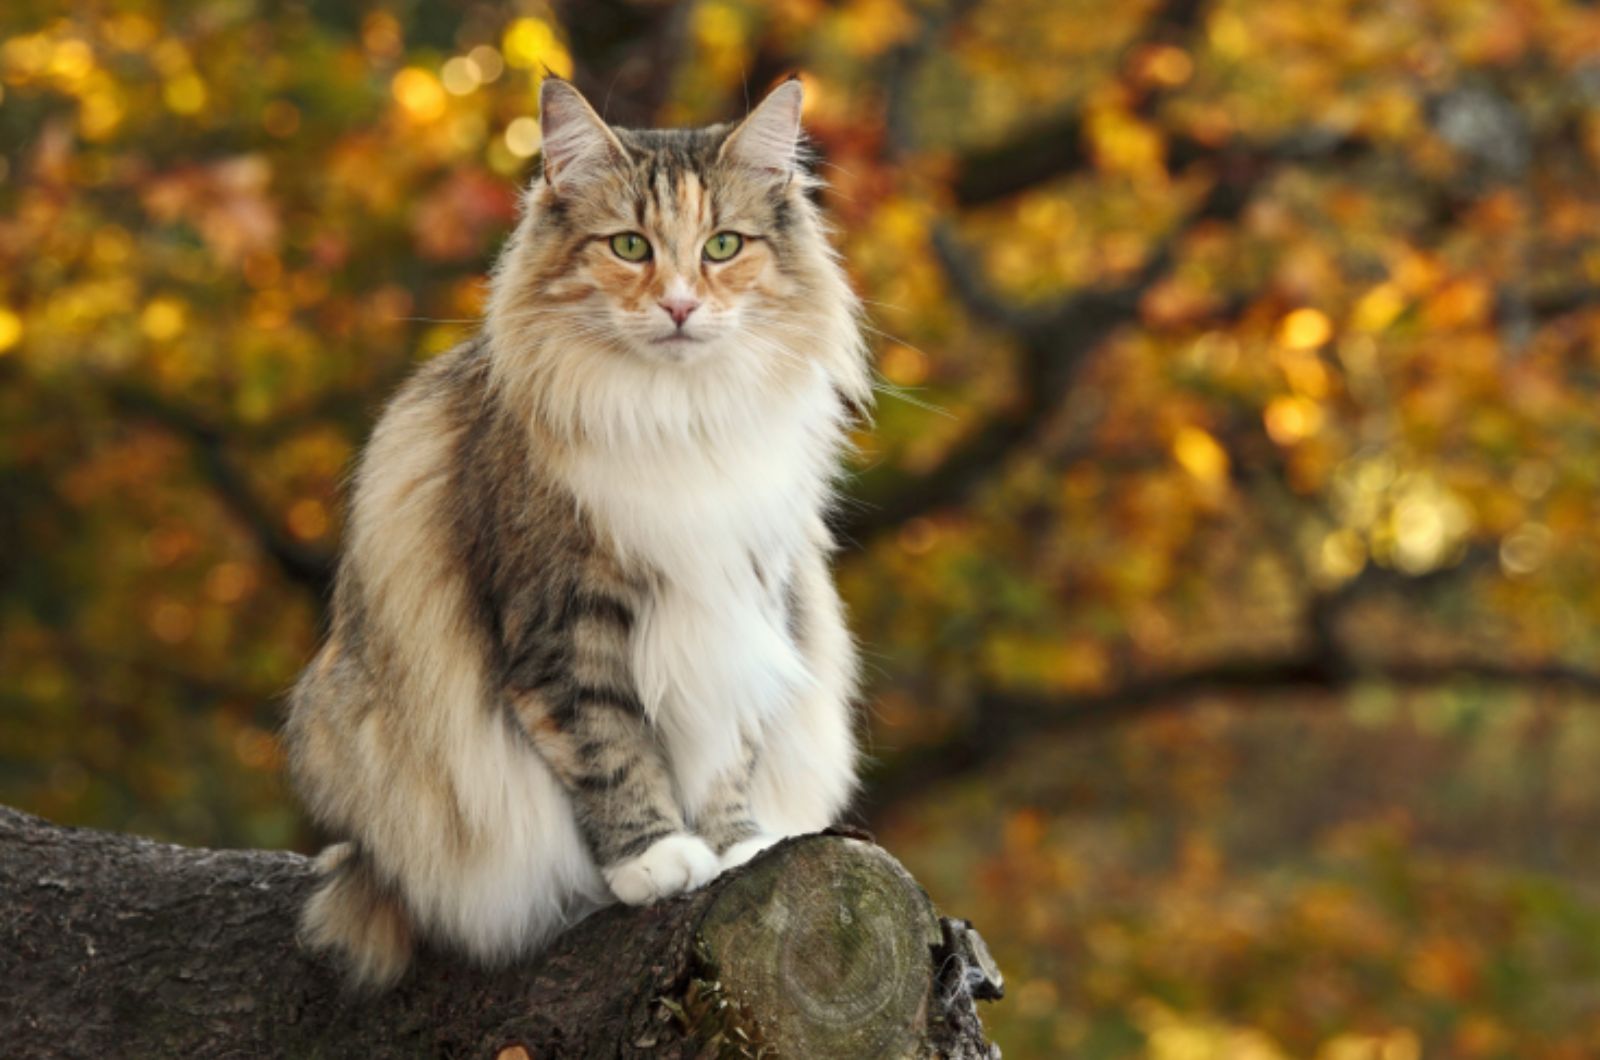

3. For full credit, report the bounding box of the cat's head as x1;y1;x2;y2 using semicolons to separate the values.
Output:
486;78;868;440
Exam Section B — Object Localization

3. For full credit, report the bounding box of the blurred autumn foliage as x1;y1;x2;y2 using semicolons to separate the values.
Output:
4;0;1600;1056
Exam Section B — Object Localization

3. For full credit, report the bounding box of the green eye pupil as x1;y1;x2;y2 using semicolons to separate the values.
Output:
704;232;743;261
610;233;650;261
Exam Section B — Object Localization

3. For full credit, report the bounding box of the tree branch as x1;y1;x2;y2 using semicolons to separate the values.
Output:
838;173;1248;546
1;808;1000;1058
104;383;334;600
1519;285;1600;321
846;0;1386;549
858;651;1600;826
945;0;1207;205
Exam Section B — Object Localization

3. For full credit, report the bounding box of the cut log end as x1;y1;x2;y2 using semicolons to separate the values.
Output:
697;836;944;1057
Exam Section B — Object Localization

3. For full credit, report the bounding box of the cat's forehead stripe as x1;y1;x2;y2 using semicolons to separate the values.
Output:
678;172;708;228
632;162;715;250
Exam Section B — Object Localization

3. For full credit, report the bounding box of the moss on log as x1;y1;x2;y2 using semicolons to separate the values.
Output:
0;807;999;1058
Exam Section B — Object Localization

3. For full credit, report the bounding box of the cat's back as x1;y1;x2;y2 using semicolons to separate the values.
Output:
314;337;502;709
342;339;506;568
289;337;514;825
356;337;489;490
288;338;489;714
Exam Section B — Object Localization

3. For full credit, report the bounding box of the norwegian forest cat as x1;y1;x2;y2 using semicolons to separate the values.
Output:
284;77;870;987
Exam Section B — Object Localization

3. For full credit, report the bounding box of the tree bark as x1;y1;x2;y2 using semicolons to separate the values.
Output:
0;807;1000;1058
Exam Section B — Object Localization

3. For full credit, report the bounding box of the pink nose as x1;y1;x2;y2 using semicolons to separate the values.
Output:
659;296;700;327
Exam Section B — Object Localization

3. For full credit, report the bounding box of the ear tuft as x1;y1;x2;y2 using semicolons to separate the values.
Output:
720;79;805;177
538;78;626;192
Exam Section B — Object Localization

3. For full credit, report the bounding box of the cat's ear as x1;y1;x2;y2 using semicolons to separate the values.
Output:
719;78;805;178
538;78;627;192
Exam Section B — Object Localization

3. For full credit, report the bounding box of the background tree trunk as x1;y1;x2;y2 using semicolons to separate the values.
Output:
0;807;1000;1058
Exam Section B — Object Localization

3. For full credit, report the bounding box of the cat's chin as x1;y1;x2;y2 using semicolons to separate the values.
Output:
633;333;722;365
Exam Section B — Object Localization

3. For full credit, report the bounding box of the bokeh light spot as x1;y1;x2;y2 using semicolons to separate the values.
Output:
287;498;330;541
1264;396;1324;444
139;298;187;342
1279;307;1333;350
1172;427;1229;485
163;72;208;115
441;56;481;96
502;19;572;77
392;67;447;122
0;307;22;353
504;116;542;158
468;45;505;84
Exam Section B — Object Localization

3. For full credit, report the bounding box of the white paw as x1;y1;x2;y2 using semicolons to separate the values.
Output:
603;833;719;905
718;833;781;873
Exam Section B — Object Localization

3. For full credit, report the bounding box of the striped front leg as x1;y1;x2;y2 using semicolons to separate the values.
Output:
504;579;716;904
694;738;781;872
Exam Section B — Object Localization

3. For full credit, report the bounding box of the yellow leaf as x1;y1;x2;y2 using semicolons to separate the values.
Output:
139;297;186;341
1172;427;1229;485
1278;307;1332;349
163;72;207;115
1280;352;1331;399
502;18;572;78
0;307;22;354
1352;283;1406;332
1317;529;1366;586
1264;396;1323;444
879;343;928;386
391;67;446;123
1088;106;1165;180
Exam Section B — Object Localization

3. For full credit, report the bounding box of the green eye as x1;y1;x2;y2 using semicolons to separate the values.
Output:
703;232;743;262
609;233;651;262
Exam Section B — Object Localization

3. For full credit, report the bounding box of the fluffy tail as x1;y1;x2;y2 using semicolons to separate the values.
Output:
300;842;414;989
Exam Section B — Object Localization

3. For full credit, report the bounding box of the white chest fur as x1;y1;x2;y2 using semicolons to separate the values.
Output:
557;364;841;809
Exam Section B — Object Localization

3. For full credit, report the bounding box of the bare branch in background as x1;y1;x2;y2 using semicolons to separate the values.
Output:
840;155;1268;545
859;647;1600;827
852;0;1288;546
847;0;1600;809
955;122;1372;209
836;241;1150;545
1519;286;1600;321
943;0;1207;205
105;384;334;601
851;0;1405;550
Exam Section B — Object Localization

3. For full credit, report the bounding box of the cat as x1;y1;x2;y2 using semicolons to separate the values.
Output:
283;76;871;988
